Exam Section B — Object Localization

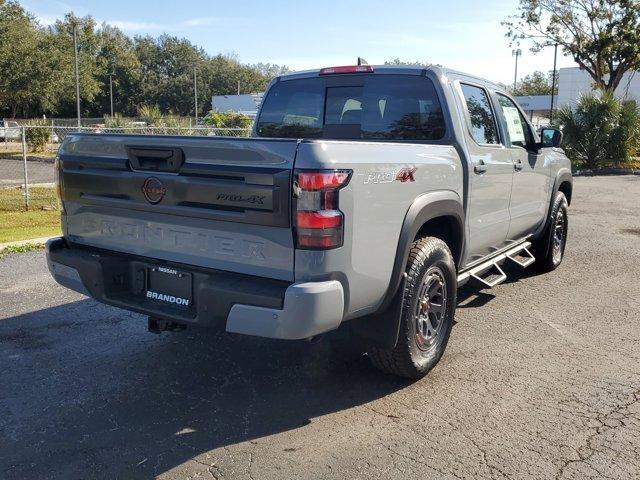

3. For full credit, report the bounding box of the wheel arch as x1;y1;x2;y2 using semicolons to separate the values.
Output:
415;215;464;267
350;191;464;349
533;169;573;240
384;190;463;306
558;179;572;205
554;169;573;205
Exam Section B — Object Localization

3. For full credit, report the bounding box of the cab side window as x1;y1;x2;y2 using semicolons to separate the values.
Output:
460;84;499;145
496;94;535;149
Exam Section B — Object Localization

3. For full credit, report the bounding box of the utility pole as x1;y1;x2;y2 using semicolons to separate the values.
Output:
72;21;81;128
550;43;559;124
512;48;522;92
109;73;114;117
194;66;198;124
237;79;240;95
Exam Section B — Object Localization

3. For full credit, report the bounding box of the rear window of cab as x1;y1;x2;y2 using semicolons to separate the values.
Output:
256;75;446;141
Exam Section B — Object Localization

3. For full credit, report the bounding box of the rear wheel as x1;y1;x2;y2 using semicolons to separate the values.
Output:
367;237;457;379
532;192;568;272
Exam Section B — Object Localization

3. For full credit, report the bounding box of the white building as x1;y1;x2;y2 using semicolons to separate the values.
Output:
211;93;263;118
557;67;640;107
513;95;554;128
514;67;640;127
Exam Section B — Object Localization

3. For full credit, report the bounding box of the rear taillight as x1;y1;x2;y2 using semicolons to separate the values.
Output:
293;170;351;249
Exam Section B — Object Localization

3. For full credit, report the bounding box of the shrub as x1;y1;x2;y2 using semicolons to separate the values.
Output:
152;115;191;135
618;100;640;159
162;116;190;128
203;111;252;129
24;120;50;152
557;93;640;169
104;113;127;128
137;104;163;126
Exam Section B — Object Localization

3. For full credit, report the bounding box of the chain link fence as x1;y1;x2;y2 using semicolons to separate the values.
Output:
0;125;251;243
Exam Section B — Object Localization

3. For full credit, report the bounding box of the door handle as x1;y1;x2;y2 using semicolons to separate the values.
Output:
474;161;486;174
514;160;523;171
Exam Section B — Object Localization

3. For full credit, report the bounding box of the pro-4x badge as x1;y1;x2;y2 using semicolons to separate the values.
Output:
395;167;417;182
363;167;418;184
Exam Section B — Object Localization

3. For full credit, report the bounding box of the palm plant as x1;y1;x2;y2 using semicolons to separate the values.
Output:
557;92;640;169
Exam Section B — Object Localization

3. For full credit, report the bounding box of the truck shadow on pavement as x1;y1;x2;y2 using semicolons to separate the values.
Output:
1;299;410;479
2;261;540;479
456;260;534;310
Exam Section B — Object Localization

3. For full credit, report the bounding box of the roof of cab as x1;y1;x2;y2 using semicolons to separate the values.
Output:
276;64;504;92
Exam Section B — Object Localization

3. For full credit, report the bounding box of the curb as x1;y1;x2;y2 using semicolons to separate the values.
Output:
0;183;55;189
0;236;55;251
573;168;640;176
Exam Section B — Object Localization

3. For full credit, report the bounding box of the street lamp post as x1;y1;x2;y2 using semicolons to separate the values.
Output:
193;67;198;125
549;43;559;124
512;48;522;92
109;73;114;117
72;21;81;128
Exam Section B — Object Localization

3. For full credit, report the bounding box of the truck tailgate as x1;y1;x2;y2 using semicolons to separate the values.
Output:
58;134;297;281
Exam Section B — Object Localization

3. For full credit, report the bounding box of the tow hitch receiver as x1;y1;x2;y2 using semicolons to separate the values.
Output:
148;317;187;334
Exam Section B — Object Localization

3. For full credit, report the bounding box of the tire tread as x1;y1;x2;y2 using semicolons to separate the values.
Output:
367;237;455;379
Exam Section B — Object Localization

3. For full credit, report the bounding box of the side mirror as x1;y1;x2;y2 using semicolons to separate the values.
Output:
540;127;563;148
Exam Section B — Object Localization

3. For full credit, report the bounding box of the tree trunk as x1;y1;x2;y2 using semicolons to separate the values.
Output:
607;68;627;93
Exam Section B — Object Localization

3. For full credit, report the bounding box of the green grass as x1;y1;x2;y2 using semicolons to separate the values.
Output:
0;242;45;259
0;187;61;243
0;145;57;160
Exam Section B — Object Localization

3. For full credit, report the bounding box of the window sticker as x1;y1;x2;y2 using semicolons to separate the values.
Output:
502;106;525;144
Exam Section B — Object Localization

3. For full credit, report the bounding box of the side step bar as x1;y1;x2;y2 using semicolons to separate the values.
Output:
457;241;535;288
470;263;506;288
506;245;535;267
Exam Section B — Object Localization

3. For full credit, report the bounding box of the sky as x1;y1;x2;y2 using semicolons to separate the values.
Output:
22;0;578;85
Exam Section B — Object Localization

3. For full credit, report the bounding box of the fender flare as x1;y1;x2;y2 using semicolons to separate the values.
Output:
534;168;573;239
554;169;573;204
350;190;464;349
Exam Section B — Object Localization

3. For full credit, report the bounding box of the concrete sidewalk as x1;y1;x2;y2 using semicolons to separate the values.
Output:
0;235;54;251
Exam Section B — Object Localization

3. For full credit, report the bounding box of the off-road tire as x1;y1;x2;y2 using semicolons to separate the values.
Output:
532;192;568;273
367;237;457;379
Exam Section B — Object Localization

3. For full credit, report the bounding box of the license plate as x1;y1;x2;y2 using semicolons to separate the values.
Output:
145;266;192;308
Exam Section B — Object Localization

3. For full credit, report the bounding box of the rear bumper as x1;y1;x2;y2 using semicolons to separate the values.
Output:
46;238;344;339
226;281;344;339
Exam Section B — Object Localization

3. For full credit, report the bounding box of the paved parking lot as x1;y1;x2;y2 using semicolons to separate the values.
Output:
0;158;55;187
1;175;639;480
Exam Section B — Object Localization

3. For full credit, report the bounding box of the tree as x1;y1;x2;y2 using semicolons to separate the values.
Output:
0;1;288;118
250;62;290;78
46;14;104;117
384;58;430;67
0;1;54;117
94;25;142;116
512;70;557;96
504;0;640;93
134;35;207;116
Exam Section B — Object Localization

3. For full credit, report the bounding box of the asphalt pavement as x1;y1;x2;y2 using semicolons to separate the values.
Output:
1;175;639;480
0;157;55;187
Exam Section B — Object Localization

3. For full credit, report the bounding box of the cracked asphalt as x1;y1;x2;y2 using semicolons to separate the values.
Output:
1;175;640;480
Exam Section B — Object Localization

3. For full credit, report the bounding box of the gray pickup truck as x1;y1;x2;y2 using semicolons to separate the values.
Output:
46;64;572;378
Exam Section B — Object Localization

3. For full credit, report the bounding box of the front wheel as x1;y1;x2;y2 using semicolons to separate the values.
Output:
367;237;457;379
532;192;568;272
